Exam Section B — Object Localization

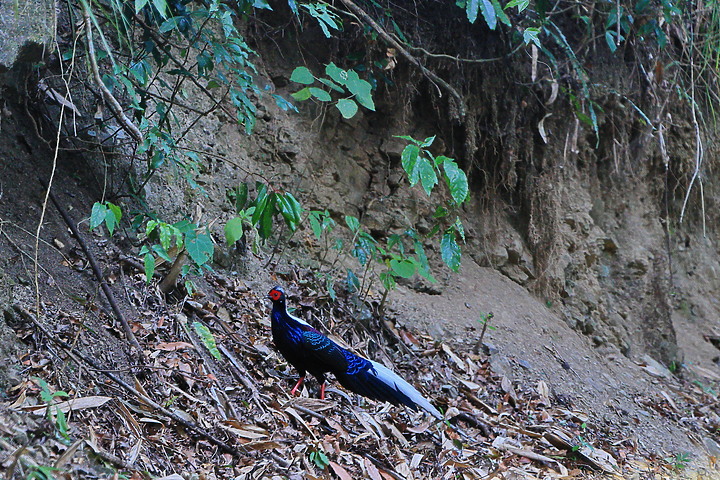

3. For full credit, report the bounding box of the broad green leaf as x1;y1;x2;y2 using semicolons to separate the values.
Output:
380;271;396;291
251;183;269;225
277;194;300;230
441;231;462;272
390;258;416;278
480;0;497;29
151;244;172;263
417;157;438;195
258;195;276;239
193;321;222;360
336;98;358;118
325;62;347;84
318;77;345;92
107;202;122;222
605;31;618;52
454;217;466;242
283;192;303;225
309;87;332;101
186;229;214;266
442;157;469;204
309;212;323;239
346;269;360;292
145;220;158;236
523;27;541;47
345;70;375;111
466;0;479;22
104;208;117;235
90;203;106;231
491;0;511;26
143;252;155;283
504;0;529;11
151;0;169;18
135;0;150;13
235;183;249;212
253;0;272;9
401;145;420;185
345;215;360;232
419;136;436;148
290;66;314;84
224;217;244;245
291;87;312;101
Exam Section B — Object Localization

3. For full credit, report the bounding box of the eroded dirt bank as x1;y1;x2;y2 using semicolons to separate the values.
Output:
2;2;720;478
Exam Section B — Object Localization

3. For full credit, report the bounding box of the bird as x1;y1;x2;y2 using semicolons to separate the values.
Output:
267;285;442;419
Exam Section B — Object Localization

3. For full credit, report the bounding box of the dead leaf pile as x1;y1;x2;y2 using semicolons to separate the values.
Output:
2;266;718;479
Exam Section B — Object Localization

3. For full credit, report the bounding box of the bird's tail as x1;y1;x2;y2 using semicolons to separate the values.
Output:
338;360;443;419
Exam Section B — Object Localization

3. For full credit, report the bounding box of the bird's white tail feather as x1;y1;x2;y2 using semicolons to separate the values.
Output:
370;360;442;419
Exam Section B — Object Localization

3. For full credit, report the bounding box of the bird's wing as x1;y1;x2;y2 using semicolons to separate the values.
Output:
300;330;349;372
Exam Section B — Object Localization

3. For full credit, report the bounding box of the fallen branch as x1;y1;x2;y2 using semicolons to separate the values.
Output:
39;178;144;359
339;0;466;119
12;305;247;458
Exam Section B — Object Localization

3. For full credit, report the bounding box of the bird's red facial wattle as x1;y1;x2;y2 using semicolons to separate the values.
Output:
268;288;283;301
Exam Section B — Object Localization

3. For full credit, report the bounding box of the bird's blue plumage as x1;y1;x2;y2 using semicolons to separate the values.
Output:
267;286;442;418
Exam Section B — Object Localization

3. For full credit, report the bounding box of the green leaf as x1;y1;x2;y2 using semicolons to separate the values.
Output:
336;98;358;118
143;252;155;283
193;321;222;360
523;27;541;47
442;157;469;204
107;202;122;222
401;145;420;185
309;212;323;240
224;217;244;245
104;208;117;235
251;183;269;225
325;62;347;85
253;0;272;9
290;66;314;84
390;258;417;278
309;87;332;101
186;229;214;266
152;244;172;263
258;195;277;239
419;136;436;148
345;215;360;232
417;157;438;195
454;217;466;242
394;134;420;144
159;17;183;33
480;0;497;29
151;0;169;18
345;70;375;111
135;0;150;13
491;0;511;26
605;31;618;52
380;271;396;291
318;77;345;92
441;231;462;272
504;0;529;11
277;193;301;231
291;87;312;101
466;0;479;22
90;203;106;231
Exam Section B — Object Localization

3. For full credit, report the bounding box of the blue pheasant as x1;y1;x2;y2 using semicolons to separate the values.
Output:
267;286;442;418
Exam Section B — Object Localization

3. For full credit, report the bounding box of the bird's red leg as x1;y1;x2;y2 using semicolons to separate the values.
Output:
290;376;305;396
320;382;326;400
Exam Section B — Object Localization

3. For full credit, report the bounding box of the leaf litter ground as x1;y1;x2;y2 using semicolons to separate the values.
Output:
2;263;718;479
